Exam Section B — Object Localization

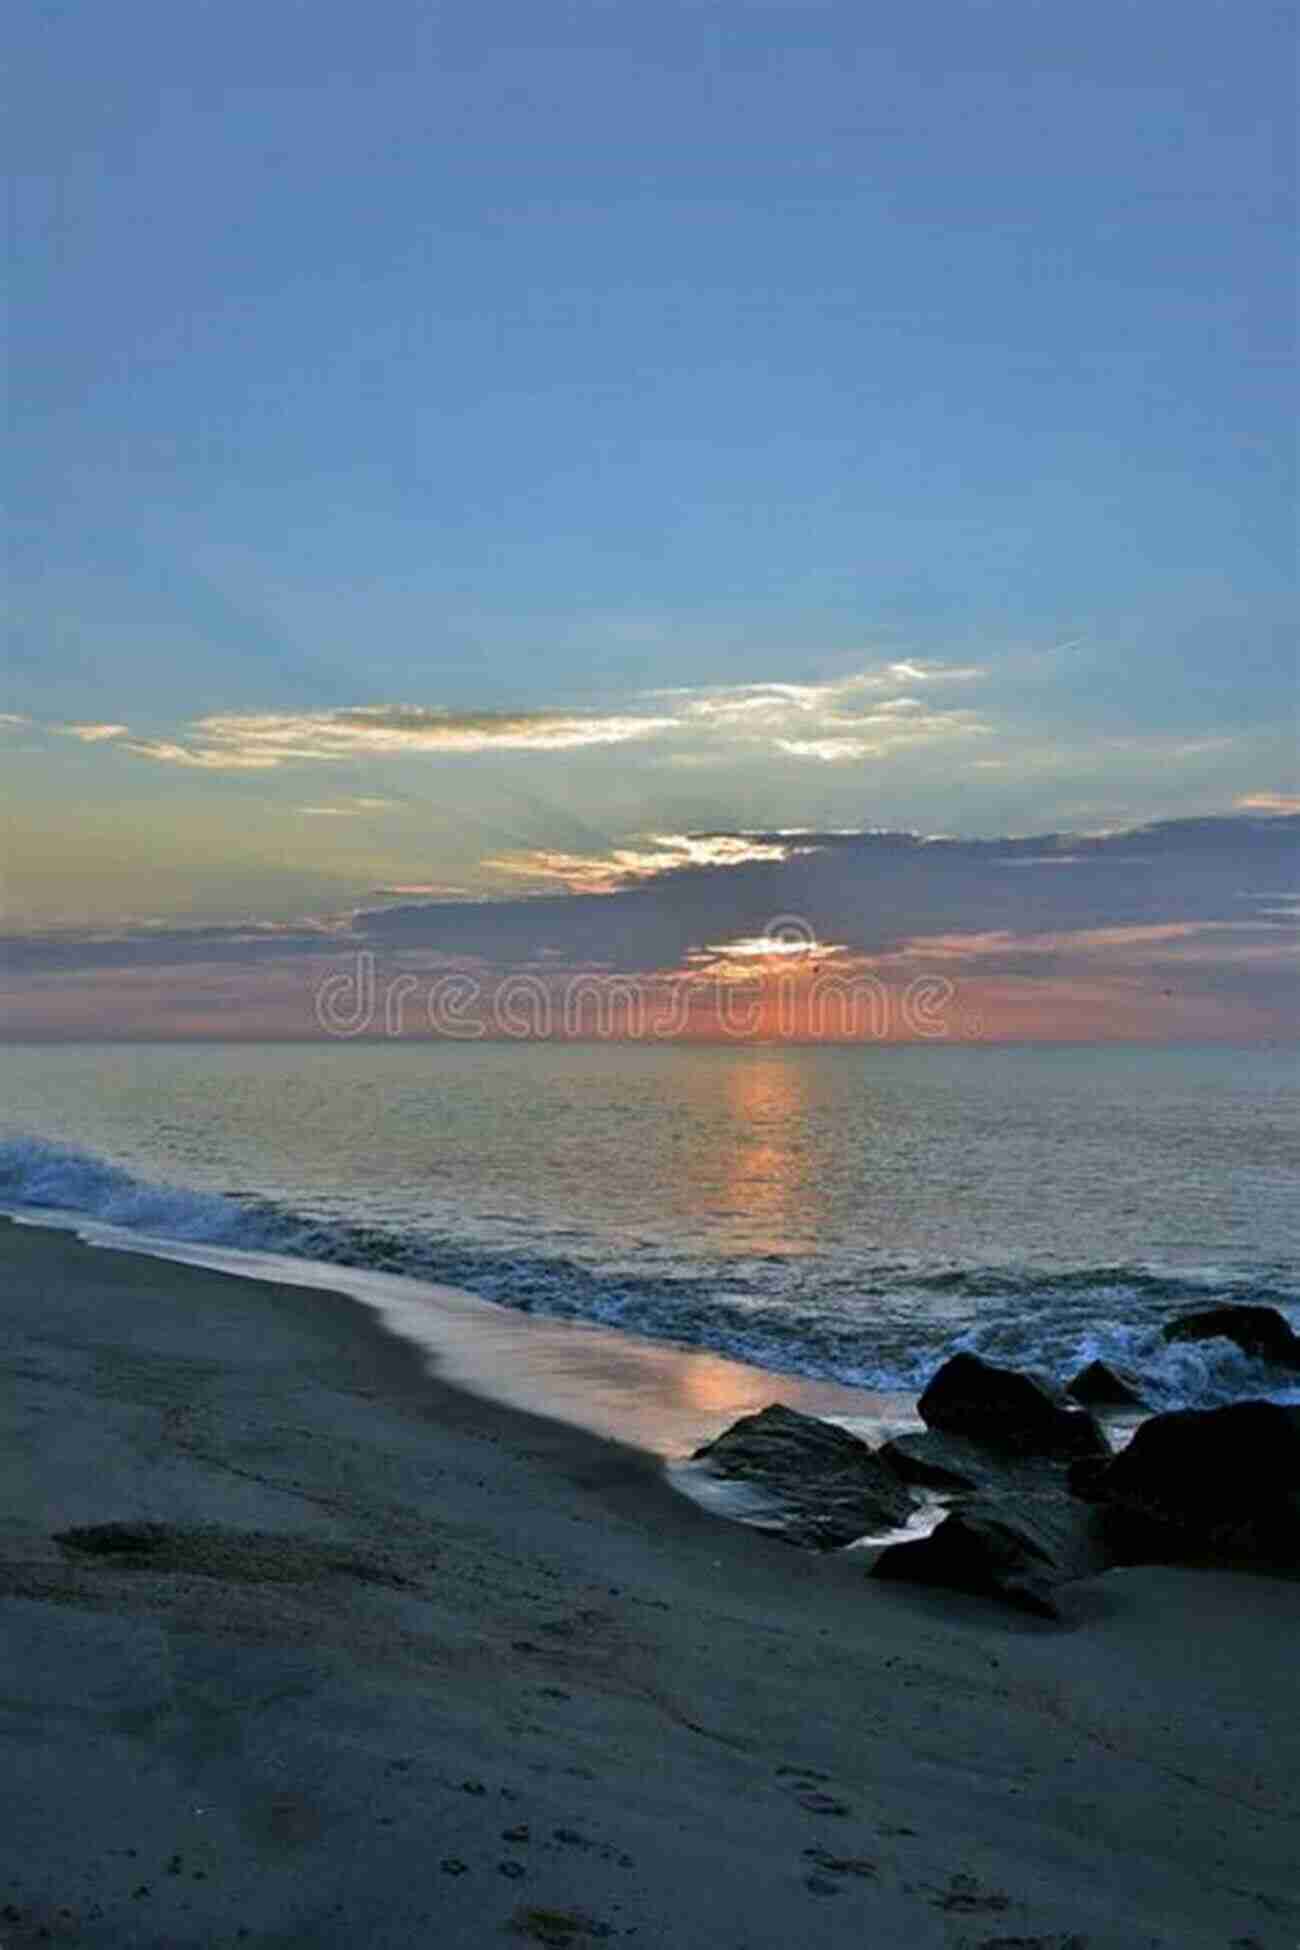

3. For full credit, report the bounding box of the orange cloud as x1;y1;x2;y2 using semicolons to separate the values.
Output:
1236;792;1300;814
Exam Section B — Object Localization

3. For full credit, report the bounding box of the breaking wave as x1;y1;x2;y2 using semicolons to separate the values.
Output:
3;1133;1297;1410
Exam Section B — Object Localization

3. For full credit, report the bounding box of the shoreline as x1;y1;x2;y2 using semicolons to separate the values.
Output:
2;1217;1298;1946
2;1203;913;1465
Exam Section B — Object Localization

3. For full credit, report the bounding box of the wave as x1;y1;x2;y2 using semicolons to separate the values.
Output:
2;1132;1297;1409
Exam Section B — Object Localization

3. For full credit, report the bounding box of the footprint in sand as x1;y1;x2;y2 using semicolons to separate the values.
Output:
508;1905;615;1945
773;1764;853;1817
803;1846;877;1880
970;1936;1090;1949
929;1871;1010;1914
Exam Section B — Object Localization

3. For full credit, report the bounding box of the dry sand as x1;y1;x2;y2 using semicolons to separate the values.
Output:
1;1217;1297;1949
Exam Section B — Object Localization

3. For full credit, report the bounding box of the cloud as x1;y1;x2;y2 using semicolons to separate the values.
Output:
121;737;283;771
125;705;676;769
487;831;806;892
93;658;993;775
359;814;1300;996
774;704;990;762
773;738;869;762
654;660;984;718
1236;792;1300;814
885;920;1284;963
346;813;1300;984
299;797;397;816
2;813;1295;1039
57;723;130;743
0;921;342;976
652;663;987;746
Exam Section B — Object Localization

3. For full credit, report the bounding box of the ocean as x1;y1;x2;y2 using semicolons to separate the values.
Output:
3;1039;1298;1448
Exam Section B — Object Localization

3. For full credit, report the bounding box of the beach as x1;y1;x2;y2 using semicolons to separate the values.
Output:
2;1216;1298;1950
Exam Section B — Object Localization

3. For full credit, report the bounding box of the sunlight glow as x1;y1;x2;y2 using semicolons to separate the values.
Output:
705;934;843;959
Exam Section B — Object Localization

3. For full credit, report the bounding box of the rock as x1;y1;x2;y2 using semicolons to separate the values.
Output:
1066;1360;1148;1410
872;1491;1112;1618
917;1353;1110;1462
690;1404;919;1550
879;1429;991;1491
880;1429;1067;1496
1077;1400;1300;1569
1065;1453;1112;1500
1161;1305;1300;1370
1101;1400;1300;1497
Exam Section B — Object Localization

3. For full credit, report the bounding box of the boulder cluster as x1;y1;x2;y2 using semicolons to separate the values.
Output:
688;1304;1300;1618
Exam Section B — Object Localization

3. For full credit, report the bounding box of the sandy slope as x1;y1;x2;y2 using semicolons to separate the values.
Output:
1;1217;1296;1949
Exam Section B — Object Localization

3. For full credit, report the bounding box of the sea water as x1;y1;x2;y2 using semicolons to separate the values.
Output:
2;1039;1297;1449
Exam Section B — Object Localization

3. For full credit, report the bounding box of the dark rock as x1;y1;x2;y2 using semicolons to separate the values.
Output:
1066;1360;1148;1410
917;1354;1110;1462
690;1404;919;1550
1079;1400;1300;1569
1065;1454;1112;1500
879;1429;991;1491
1098;1400;1300;1500
872;1491;1112;1618
1161;1305;1300;1370
880;1429;1067;1496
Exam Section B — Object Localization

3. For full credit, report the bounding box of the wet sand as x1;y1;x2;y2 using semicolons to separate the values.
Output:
1;1217;1297;1947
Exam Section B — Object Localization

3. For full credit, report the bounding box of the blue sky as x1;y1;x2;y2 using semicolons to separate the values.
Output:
3;0;1296;1035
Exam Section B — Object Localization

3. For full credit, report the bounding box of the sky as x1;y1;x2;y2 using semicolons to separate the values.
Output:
4;0;1297;1040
